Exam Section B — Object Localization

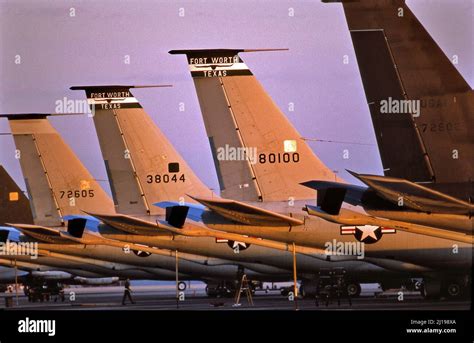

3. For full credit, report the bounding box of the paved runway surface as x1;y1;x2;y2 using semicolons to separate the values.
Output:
0;284;470;311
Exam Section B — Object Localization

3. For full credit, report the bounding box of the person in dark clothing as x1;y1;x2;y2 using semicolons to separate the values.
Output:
122;279;135;305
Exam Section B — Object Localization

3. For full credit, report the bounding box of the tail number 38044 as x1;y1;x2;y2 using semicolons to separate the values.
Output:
146;174;186;184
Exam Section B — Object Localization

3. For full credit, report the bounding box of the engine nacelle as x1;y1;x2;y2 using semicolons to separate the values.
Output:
73;276;119;285
31;271;73;280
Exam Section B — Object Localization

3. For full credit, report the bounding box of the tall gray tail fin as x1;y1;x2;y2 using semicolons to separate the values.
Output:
0;165;34;226
1;114;115;227
71;85;214;216
329;0;474;184
170;49;341;203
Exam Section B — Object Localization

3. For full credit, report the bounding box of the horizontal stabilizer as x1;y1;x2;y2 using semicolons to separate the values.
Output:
83;212;171;236
0;113;85;120
189;196;303;226
169;49;286;77
349;171;474;215
70;85;171;111
7;223;68;243
0;113;49;120
70;85;172;90
169;48;288;55
58;231;87;244
304;205;372;225
169;49;287;77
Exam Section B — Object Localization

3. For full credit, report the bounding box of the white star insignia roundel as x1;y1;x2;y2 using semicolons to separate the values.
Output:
341;225;396;243
358;225;380;241
230;241;248;249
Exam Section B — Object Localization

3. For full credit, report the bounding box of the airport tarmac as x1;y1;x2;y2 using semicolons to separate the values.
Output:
0;284;469;311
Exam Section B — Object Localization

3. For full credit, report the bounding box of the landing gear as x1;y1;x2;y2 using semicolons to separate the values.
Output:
380;278;417;292
24;280;65;303
314;269;353;307
205;282;234;298
346;282;361;297
444;282;461;298
420;279;441;299
413;280;423;292
300;271;361;300
421;277;470;299
441;278;469;299
299;280;318;298
177;281;187;291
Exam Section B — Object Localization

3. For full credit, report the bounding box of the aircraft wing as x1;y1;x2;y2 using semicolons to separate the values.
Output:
82;212;172;236
305;205;473;244
350;171;474;215
6;223;69;243
188;195;304;226
302;173;474;216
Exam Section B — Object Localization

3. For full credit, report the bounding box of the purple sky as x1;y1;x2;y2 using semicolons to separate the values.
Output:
1;0;472;196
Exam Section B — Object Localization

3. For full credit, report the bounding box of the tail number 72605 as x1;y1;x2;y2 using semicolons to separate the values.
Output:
60;190;95;198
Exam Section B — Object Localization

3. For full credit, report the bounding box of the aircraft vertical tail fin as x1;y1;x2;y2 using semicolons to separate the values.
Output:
328;0;474;185
0;165;34;226
2;114;115;226
71;85;214;216
170;49;341;202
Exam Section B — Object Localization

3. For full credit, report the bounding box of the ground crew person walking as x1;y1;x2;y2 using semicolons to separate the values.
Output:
5;285;14;308
122;279;135;305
